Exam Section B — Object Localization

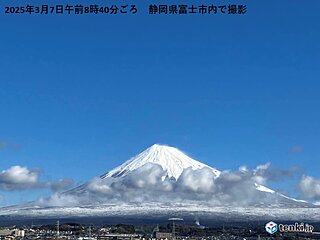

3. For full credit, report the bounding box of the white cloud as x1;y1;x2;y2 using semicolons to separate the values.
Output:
298;175;320;200
87;177;112;194
50;178;74;192
0;140;21;150
38;162;302;207
0;166;39;190
38;192;80;207
177;167;216;193
0;165;73;192
122;163;167;188
289;145;304;154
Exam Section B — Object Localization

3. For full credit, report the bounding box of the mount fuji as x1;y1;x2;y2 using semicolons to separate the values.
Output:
68;144;304;203
68;144;221;194
1;144;319;222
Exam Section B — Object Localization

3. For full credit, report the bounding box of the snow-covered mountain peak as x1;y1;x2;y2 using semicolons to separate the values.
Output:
101;144;220;180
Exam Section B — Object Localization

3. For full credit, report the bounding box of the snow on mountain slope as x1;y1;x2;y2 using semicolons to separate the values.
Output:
101;144;221;180
254;183;308;204
1;203;319;220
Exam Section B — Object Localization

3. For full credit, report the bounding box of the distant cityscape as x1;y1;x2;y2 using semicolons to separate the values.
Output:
1;220;320;240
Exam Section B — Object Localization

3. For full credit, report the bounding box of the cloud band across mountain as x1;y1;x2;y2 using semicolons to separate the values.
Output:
38;145;307;208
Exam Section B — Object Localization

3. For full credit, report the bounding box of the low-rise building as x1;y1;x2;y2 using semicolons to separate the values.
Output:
155;232;172;240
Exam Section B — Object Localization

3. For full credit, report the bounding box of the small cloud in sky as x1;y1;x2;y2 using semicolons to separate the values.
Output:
289;145;304;154
0;140;22;150
0;165;73;192
0;166;40;190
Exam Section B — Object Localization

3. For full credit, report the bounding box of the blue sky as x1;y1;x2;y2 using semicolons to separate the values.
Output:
0;0;320;205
